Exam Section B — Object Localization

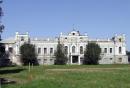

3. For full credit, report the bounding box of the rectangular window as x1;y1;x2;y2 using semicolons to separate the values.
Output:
110;48;112;53
104;48;107;53
118;58;122;62
44;48;47;54
119;47;122;54
50;48;53;54
44;59;47;63
38;48;41;54
65;46;68;54
110;58;112;60
80;46;83;54
9;47;13;53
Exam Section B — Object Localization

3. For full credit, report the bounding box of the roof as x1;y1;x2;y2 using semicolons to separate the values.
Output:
0;37;15;44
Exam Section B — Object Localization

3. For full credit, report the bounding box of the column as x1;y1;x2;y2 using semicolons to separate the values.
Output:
78;56;80;65
70;56;72;64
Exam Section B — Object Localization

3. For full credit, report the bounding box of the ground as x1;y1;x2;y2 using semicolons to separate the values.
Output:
0;64;130;88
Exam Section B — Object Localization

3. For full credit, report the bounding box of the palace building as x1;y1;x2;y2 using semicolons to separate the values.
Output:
1;30;128;65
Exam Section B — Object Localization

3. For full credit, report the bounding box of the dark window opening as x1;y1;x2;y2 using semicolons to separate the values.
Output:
64;46;68;54
119;47;122;54
119;38;122;42
50;48;53;54
80;46;83;54
9;47;13;53
21;37;24;41
38;48;41;54
104;48;107;53
44;48;47;54
110;48;112;53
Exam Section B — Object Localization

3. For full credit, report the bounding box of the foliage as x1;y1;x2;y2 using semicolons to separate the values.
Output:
20;43;38;65
83;42;101;65
126;51;130;62
0;43;5;57
54;41;68;65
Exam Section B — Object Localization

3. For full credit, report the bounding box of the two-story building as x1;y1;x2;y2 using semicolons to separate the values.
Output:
1;30;128;65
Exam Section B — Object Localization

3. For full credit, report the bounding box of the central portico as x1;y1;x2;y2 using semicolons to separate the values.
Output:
60;30;87;65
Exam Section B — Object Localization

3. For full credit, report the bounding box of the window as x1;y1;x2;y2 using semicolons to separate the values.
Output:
44;48;47;54
119;47;122;54
64;46;68;54
50;48;53;54
50;59;53;62
21;36;24;41
38;48;41;54
104;48;107;53
9;47;13;53
118;58;122;62
72;46;75;53
38;59;41;62
119;38;122;42
80;37;83;39
110;48;112;53
72;33;75;35
80;46;83;54
44;59;47;63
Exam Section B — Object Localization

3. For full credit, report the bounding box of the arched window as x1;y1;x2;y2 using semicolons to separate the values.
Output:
21;36;24;41
72;46;75;53
64;46;68;54
80;46;83;54
119;38;122;42
119;47;122;54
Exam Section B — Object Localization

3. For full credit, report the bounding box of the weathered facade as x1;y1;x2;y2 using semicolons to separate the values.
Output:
1;30;128;65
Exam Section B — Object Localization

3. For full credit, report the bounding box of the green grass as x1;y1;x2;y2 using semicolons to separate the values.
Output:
1;64;130;88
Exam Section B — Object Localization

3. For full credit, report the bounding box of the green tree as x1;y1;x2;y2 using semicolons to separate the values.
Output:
126;51;130;63
83;42;101;65
54;41;68;65
0;1;7;66
20;43;38;65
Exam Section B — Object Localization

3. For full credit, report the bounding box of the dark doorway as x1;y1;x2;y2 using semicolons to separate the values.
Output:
72;56;78;63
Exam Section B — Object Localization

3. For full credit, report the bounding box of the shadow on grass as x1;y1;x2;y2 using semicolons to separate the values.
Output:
0;68;26;85
0;78;16;85
0;68;26;75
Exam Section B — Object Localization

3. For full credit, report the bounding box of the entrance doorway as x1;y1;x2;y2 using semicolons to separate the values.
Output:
72;56;78;63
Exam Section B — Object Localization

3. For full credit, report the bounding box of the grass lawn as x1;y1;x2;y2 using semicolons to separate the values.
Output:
0;64;130;88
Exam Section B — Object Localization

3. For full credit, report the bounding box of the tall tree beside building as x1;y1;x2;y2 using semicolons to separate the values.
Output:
54;41;68;65
0;0;7;66
20;43;38;65
126;51;130;63
83;42;101;65
0;0;4;41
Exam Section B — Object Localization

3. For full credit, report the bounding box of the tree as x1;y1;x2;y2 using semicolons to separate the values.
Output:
54;41;68;65
126;51;130;63
0;1;8;67
20;43;38;65
83;42;101;65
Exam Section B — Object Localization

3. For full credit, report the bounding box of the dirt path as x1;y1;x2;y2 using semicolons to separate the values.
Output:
46;67;130;72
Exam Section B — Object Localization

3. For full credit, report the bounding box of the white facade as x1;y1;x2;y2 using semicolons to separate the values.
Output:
1;30;128;65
